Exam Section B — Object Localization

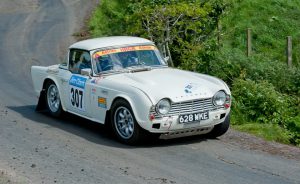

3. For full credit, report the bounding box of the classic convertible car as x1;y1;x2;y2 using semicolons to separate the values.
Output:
31;36;231;144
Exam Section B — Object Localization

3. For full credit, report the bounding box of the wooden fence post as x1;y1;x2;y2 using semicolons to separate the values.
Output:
287;36;292;68
247;28;252;57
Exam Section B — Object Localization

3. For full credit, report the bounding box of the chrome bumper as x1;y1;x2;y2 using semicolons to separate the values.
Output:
146;109;230;133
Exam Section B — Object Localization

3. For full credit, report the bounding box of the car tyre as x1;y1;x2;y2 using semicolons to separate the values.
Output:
208;113;230;138
110;99;147;145
45;81;62;117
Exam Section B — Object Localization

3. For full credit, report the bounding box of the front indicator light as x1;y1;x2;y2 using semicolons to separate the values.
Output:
224;95;231;109
224;103;230;109
149;114;155;121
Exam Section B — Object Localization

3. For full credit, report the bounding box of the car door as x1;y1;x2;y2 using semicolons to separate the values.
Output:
60;49;93;117
89;80;109;124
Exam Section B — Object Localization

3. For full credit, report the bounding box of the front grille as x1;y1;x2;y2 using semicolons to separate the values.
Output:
150;98;224;119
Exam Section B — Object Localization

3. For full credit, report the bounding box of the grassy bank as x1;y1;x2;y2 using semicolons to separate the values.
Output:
216;0;300;146
88;0;300;146
221;0;300;64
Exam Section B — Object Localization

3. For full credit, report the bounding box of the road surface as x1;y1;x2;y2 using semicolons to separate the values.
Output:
0;0;299;183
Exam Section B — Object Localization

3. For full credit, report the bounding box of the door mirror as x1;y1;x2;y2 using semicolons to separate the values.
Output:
81;68;92;78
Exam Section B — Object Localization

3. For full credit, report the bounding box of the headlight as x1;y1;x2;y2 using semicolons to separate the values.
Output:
213;91;227;106
156;99;171;115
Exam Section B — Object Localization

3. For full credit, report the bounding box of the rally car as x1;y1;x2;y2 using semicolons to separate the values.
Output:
31;36;231;144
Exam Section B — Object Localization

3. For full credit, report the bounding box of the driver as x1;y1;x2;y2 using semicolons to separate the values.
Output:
97;56;113;72
118;51;139;67
72;52;91;74
79;52;91;70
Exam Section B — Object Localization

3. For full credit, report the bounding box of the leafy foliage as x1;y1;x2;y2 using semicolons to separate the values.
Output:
232;79;289;124
89;0;300;146
90;0;226;67
127;1;210;66
232;79;300;145
89;0;127;37
209;48;300;96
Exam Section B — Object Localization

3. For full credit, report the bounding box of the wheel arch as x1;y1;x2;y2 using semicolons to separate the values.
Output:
37;77;67;111
104;96;132;126
93;81;154;130
106;93;152;131
109;96;134;114
107;95;151;144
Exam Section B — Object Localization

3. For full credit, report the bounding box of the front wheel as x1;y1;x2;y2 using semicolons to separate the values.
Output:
45;81;62;117
110;99;146;145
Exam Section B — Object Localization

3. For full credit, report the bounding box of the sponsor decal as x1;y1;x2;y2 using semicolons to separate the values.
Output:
91;88;96;94
69;75;87;111
70;87;84;111
93;45;157;58
69;75;87;89
98;97;107;109
184;83;199;94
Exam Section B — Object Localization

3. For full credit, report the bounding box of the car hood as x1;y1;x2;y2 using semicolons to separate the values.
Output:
104;68;229;103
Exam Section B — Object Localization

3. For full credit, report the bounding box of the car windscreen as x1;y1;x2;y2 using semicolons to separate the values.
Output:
92;45;166;73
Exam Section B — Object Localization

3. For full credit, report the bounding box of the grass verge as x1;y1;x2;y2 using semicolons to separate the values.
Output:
233;123;292;145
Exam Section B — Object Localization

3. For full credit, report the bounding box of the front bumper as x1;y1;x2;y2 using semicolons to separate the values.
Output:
143;108;230;134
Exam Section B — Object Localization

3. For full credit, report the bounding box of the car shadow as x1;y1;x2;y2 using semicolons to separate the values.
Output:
7;105;213;148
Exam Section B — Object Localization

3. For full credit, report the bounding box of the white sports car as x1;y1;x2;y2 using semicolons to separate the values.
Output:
31;36;231;144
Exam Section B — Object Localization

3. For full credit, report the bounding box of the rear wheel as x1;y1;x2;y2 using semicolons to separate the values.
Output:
208;113;230;138
45;81;62;117
111;99;146;145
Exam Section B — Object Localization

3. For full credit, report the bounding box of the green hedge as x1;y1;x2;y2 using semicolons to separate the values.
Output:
89;0;300;146
231;79;300;145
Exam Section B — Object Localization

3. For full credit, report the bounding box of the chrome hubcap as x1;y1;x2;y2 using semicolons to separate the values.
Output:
47;84;60;113
114;107;134;139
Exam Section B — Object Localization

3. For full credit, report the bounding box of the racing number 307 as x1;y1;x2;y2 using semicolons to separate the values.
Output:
71;88;83;109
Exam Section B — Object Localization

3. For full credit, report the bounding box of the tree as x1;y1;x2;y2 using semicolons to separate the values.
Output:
125;0;225;67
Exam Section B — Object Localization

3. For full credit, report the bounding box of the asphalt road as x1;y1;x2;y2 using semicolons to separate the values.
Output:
0;1;299;184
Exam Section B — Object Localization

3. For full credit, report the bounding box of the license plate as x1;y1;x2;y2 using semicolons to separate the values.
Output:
179;111;209;124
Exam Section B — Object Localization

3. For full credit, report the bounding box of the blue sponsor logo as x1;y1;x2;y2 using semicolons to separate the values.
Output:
184;83;199;94
184;84;193;93
69;75;87;89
